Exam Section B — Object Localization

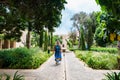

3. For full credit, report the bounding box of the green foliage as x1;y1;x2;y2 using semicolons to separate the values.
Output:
39;31;44;48
91;47;118;54
100;12;120;33
5;74;10;80
0;34;4;39
0;47;51;69
75;50;118;69
8;0;67;34
0;74;10;80
0;71;24;80
50;32;53;49
86;26;93;50
0;7;26;41
94;25;108;47
13;71;24;80
71;11;99;50
69;29;77;45
95;0;120;18
94;12;120;44
66;40;73;48
95;0;120;35
52;35;62;45
1;0;67;48
103;72;120;80
89;12;100;33
31;32;39;47
71;12;87;48
80;26;86;50
44;31;48;51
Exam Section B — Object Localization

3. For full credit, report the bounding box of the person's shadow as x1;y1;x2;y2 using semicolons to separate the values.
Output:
50;63;61;67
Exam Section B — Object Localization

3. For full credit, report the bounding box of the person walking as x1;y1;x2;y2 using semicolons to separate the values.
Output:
54;40;62;64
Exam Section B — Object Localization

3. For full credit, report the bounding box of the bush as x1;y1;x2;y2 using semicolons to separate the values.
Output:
0;47;51;69
103;72;120;80
75;50;118;69
0;71;24;80
91;47;118;54
94;26;108;47
67;40;72;48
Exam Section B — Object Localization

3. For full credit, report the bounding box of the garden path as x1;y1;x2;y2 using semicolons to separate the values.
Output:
0;51;120;80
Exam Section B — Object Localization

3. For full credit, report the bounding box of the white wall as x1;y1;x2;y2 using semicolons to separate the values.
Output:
16;30;27;47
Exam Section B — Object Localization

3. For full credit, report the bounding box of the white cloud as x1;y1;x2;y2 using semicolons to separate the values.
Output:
54;0;101;35
65;0;100;13
54;10;73;35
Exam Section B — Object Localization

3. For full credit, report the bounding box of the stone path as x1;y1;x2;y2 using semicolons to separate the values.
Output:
0;51;120;80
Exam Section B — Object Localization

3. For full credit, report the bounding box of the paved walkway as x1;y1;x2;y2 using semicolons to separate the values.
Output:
0;51;120;80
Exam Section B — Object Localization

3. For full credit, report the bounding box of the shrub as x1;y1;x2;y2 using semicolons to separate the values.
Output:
0;47;51;69
0;71;24;80
13;71;24;80
75;50;118;69
103;72;120;80
91;47;118;54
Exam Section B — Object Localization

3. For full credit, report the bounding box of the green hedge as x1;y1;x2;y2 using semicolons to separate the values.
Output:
75;50;118;69
91;47;118;54
0;47;51;69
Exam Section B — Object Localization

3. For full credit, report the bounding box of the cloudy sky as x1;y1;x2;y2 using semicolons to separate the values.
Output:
54;0;101;35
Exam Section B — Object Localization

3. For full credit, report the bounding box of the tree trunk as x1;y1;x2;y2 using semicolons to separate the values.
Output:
48;32;50;46
26;22;32;49
26;30;31;49
39;31;43;48
10;40;16;48
87;26;93;50
117;50;120;69
76;25;81;48
50;32;53;49
3;40;10;49
0;39;2;49
78;30;81;48
44;31;48;51
80;27;85;50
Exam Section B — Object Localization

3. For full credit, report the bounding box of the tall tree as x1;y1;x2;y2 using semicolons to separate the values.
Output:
71;12;87;48
95;0;120;32
95;0;120;69
71;11;98;50
95;0;120;17
44;31;48;51
0;4;26;41
80;26;85;50
1;0;66;48
83;14;93;50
